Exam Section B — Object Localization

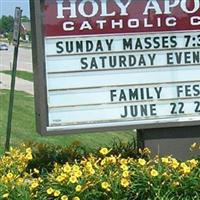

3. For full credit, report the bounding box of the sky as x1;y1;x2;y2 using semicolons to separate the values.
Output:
0;0;30;17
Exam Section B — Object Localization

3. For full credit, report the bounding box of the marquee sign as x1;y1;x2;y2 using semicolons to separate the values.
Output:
30;0;200;135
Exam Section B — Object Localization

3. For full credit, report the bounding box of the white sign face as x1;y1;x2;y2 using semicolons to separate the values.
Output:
45;32;200;131
13;7;21;47
33;0;200;134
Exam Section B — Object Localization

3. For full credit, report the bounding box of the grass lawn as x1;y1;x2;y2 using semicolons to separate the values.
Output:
0;70;33;82
0;89;135;154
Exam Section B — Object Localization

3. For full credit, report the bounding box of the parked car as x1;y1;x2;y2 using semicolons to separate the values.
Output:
0;44;8;50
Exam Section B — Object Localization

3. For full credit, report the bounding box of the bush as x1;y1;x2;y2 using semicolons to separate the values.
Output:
1;141;200;199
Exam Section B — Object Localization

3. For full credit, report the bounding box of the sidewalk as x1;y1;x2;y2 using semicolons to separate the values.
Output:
0;73;34;95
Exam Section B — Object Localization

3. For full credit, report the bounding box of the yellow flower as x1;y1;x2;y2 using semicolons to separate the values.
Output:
150;169;159;177
172;181;180;187
121;178;129;188
34;168;40;174
63;164;71;173
143;147;151;154
74;170;82;177
120;164;128;171
26;147;32;154
171;158;179;169
138;158;146;166
54;190;61;197
180;163;191;174
75;185;82;192
61;195;68;200
56;175;65;182
2;193;9;198
30;181;39;189
69;176;78;183
16;178;24;185
73;165;80;172
7;172;13;179
26;153;33;160
161;157;169;164
89;168;95;175
73;197;80;200
191;142;197;149
99;148;110;155
122;170;129;178
101;181;110;190
47;187;54;195
120;159;128;165
189;159;198;168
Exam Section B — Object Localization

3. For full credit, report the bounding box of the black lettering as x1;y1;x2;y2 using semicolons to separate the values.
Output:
130;106;138;117
138;55;146;66
149;54;156;65
119;56;127;67
170;36;177;48
106;39;113;51
90;58;98;69
185;85;192;96
129;89;138;100
177;85;183;97
193;84;200;96
144;37;152;49
123;38;132;50
146;88;153;99
175;52;182;64
193;51;200;63
121;106;128;118
167;53;173;65
162;36;169;48
154;87;162;99
99;56;107;68
109;56;117;67
110;90;117;102
65;41;73;53
150;104;157;116
81;58;88;69
86;40;93;52
129;55;136;66
185;52;191;64
76;41;83;53
153;37;160;48
119;90;127;101
194;101;200;112
96;40;104;52
140;105;148;116
135;38;143;49
56;41;64;54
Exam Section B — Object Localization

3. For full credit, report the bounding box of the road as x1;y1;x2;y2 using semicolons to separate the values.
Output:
0;44;32;72
0;44;33;94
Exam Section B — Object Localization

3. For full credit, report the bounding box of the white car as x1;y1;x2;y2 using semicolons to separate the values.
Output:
0;44;8;50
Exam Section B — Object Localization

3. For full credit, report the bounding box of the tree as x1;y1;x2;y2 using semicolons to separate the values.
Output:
0;15;14;34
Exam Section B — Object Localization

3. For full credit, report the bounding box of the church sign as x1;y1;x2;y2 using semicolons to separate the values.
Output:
30;0;200;134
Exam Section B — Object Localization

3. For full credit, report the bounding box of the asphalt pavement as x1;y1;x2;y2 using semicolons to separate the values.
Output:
0;44;33;95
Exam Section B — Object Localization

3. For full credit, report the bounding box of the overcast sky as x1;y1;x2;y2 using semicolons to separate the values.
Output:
0;0;30;17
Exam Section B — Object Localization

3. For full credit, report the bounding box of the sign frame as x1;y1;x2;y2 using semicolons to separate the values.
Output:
30;0;200;135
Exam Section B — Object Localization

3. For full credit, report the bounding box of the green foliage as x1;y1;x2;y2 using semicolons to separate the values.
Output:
1;144;200;199
0;89;134;154
1;70;33;82
0;15;14;34
26;141;89;173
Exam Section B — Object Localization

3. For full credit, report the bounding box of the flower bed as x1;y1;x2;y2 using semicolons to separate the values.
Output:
0;143;200;200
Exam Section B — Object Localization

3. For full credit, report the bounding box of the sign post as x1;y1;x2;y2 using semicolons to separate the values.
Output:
30;0;200;153
5;7;22;152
